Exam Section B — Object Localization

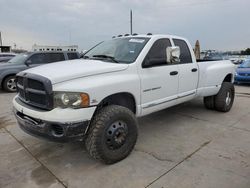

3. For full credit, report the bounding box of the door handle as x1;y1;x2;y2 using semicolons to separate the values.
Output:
191;68;198;72
170;71;178;76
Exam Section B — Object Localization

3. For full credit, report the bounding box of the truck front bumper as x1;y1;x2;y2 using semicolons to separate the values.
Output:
13;96;96;142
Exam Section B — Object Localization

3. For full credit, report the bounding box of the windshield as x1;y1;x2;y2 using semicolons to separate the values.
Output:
240;59;250;68
84;37;150;64
8;53;30;64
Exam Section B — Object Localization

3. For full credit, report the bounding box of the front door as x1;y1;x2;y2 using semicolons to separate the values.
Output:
138;38;179;115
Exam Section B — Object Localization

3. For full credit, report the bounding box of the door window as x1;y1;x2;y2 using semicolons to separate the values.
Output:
46;53;65;63
144;39;172;66
67;53;79;60
173;39;192;64
28;53;47;64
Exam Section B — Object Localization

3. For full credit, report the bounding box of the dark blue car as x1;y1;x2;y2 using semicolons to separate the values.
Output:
235;59;250;84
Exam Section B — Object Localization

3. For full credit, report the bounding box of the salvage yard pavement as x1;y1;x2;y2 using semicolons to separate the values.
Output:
0;85;250;188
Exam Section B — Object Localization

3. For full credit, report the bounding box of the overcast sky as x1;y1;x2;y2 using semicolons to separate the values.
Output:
0;0;249;51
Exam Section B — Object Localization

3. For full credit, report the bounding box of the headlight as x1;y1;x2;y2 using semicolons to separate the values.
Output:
54;92;89;109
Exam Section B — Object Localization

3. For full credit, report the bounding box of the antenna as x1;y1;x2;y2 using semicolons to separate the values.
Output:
130;10;133;35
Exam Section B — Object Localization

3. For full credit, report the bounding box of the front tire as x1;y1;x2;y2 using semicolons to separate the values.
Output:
3;75;17;92
85;105;138;164
214;82;235;112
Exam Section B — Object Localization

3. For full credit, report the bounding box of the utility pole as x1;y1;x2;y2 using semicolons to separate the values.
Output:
0;31;2;46
130;10;133;35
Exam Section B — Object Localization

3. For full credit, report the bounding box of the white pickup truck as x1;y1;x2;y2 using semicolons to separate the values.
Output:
13;34;236;164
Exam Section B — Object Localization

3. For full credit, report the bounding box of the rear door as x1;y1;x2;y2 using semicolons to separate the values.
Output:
139;38;179;115
172;39;198;101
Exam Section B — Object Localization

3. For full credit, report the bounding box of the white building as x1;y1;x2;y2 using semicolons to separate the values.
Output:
32;44;78;52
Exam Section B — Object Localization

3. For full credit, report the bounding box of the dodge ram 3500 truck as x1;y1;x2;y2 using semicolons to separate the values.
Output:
13;34;236;164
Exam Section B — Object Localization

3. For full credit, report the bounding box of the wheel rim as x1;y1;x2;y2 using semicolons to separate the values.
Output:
106;120;128;150
225;91;231;106
7;78;16;91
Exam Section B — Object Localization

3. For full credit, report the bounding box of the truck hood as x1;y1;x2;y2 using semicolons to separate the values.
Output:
22;59;129;84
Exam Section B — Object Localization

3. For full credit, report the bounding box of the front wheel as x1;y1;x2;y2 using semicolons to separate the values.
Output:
3;75;17;92
214;82;235;112
85;105;138;164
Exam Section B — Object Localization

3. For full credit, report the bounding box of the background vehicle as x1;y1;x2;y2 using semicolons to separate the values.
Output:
13;34;235;164
203;52;227;61
0;51;80;92
0;53;16;63
230;58;244;65
235;59;250;84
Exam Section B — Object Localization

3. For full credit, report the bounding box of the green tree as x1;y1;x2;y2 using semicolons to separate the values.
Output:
245;48;250;55
241;48;250;55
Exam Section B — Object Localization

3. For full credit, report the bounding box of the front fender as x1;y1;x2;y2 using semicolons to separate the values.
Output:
53;69;141;115
0;69;22;87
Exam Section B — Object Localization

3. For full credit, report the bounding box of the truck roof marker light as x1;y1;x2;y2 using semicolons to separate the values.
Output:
147;33;152;35
132;33;138;36
124;34;130;36
112;36;116;38
117;35;123;37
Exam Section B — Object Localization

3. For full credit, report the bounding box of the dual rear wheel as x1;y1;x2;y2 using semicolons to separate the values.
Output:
204;82;235;112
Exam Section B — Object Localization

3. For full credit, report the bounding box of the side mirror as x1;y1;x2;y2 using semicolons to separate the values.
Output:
25;59;32;66
166;47;180;64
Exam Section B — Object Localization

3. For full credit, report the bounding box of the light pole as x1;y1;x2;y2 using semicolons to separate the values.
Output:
0;31;2;46
130;10;133;35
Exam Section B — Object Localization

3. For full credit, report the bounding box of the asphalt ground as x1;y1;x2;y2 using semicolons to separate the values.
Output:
0;84;250;188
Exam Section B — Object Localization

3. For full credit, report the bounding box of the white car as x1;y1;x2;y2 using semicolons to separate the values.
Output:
13;34;236;164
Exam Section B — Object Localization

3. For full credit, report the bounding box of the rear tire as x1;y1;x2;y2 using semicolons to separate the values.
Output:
3;75;17;92
204;96;215;110
214;82;235;112
85;105;138;164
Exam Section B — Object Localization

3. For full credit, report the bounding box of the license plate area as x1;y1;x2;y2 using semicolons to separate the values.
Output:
16;111;46;133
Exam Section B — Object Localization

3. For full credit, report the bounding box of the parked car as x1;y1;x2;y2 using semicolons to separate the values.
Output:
0;53;16;63
235;59;250;84
203;52;228;61
0;51;80;92
13;34;235;164
230;58;244;65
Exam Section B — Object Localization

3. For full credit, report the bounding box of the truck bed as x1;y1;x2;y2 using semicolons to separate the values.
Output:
196;60;235;97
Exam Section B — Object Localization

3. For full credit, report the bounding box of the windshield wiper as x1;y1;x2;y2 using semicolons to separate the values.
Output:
92;55;119;63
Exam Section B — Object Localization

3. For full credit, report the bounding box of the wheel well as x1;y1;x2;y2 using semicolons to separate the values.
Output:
1;74;16;88
223;74;233;83
96;92;136;114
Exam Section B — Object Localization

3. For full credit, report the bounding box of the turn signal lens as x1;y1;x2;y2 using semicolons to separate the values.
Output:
80;93;90;107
